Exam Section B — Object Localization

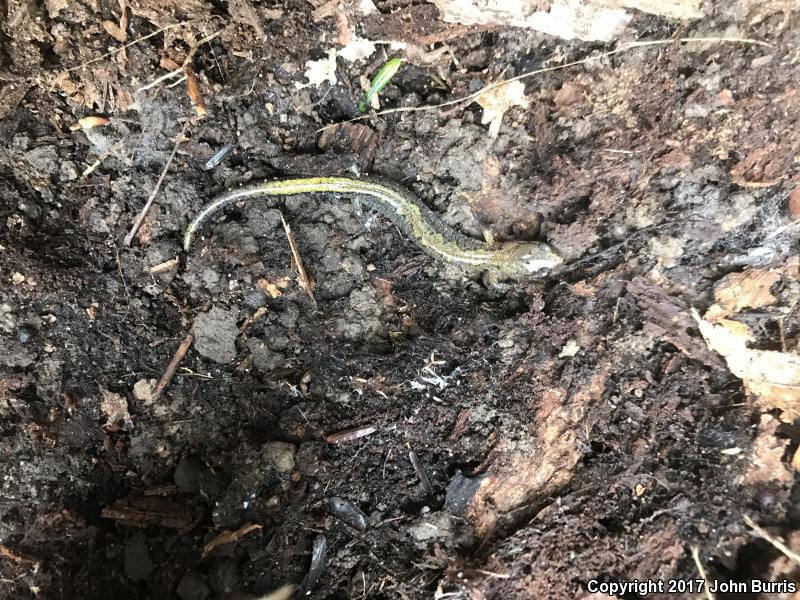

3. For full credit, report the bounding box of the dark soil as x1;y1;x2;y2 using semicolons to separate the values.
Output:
1;1;799;599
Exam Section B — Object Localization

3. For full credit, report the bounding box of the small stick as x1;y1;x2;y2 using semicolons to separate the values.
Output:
153;332;194;400
690;546;716;600
744;515;800;565
408;450;433;495
280;212;317;307
124;119;190;246
135;29;223;94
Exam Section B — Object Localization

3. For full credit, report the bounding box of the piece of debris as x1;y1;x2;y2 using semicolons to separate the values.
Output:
298;49;338;88
431;0;633;42
184;66;208;118
201;523;262;559
318;122;380;166
133;378;157;404
476;80;528;138
262;441;296;473
0;544;40;567
692;308;800;421
69;115;110;131
124;120;191;246
101;495;193;529
559;340;580;357
99;386;134;430
281;213;317;306
744;415;792;486
204;143;234;170
303;535;327;592
409;450;434;495
705;267;780;320
324;424;378;443
329;497;368;530
153;332;195;399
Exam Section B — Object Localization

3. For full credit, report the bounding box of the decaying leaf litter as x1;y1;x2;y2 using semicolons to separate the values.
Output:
1;0;799;598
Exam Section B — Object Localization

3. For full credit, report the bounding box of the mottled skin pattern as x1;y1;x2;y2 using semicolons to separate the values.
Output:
184;176;563;279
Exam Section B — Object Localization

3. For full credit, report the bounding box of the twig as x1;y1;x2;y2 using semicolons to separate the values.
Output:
280;212;317;307
135;29;223;94
690;546;716;600
318;36;771;132
744;515;800;565
124;119;190;246
67;21;192;72
153;332;194;400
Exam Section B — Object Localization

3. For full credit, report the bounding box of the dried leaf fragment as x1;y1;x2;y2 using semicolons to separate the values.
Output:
297;49;338;88
100;386;134;430
71;116;111;131
476;80;529;138
692;309;800;421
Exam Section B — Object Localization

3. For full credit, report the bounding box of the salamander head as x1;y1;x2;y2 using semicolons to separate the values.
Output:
490;241;563;278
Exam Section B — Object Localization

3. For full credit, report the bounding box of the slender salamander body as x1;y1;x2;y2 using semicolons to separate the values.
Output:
183;176;563;279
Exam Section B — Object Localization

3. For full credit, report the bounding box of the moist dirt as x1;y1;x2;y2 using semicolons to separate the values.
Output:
1;1;799;599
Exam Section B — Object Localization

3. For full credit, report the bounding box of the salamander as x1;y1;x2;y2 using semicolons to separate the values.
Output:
183;176;562;279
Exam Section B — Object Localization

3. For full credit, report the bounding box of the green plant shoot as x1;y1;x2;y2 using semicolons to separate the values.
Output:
358;57;404;112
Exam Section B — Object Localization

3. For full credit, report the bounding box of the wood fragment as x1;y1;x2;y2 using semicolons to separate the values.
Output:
731;177;784;189
448;408;471;441
280;213;317;307
124;119;190;246
202;523;262;559
318;123;379;166
149;256;180;273
744;515;800;566
408;450;433;495
324;424;378;444
101;496;192;529
153;332;194;400
690;546;716;600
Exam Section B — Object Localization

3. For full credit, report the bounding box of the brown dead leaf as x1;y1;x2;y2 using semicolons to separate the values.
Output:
202;523;262;558
692;309;800;421
102;20;127;42
99;386;134;430
476;80;528;139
